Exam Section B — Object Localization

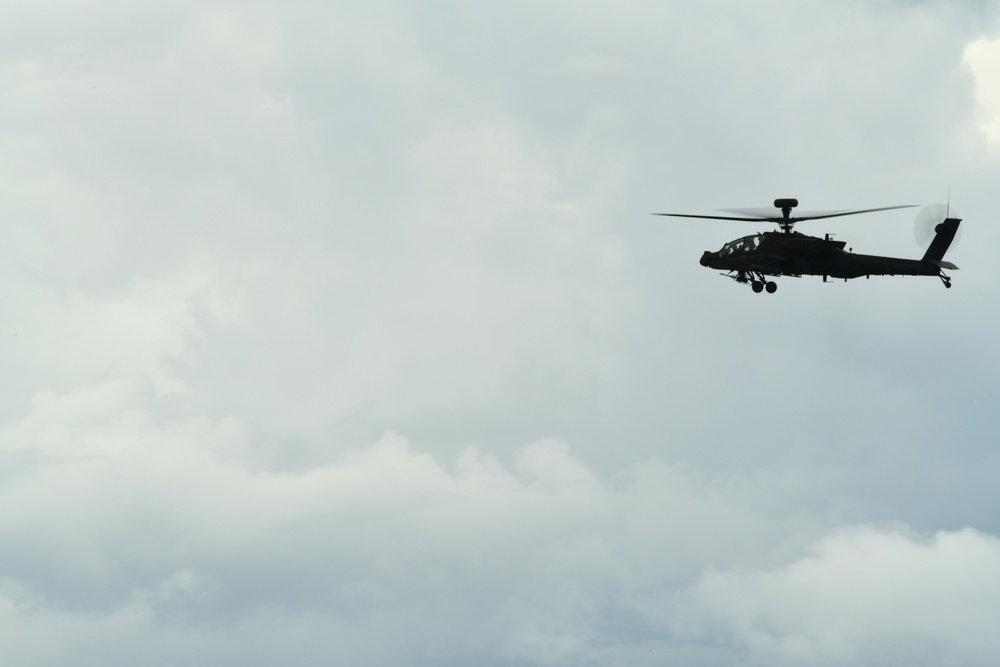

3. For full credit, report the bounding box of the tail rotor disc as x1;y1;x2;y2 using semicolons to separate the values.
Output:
914;203;962;249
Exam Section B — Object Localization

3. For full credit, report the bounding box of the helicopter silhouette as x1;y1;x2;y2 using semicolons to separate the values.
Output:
654;198;961;292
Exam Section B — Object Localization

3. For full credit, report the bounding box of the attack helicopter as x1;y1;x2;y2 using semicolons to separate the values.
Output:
654;198;961;292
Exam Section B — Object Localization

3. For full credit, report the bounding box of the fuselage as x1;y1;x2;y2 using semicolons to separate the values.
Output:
700;231;941;279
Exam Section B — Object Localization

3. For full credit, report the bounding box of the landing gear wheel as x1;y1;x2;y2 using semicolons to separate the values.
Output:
765;281;777;294
752;281;764;293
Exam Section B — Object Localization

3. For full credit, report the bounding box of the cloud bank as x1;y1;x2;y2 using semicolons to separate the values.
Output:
0;0;998;664
0;379;996;665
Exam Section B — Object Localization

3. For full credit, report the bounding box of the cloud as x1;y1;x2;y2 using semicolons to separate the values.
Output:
964;35;1000;145
4;378;995;665
0;377;827;665
681;526;1000;666
0;1;997;664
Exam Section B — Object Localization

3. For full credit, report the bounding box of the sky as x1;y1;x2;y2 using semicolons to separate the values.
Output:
0;1;999;665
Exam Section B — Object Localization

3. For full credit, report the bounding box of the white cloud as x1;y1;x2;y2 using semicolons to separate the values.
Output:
682;526;1000;666
964;35;1000;144
4;378;998;665
0;377;822;665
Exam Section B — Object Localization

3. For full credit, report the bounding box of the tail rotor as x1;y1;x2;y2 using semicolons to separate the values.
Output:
914;203;962;250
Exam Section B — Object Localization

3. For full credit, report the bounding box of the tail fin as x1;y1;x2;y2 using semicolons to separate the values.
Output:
922;217;961;264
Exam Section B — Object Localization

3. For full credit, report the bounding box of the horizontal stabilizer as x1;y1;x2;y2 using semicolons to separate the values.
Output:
932;260;959;270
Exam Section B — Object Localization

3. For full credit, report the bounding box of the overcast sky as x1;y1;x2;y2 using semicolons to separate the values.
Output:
1;1;1000;665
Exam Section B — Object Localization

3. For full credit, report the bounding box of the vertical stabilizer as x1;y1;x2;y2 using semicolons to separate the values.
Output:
922;218;961;263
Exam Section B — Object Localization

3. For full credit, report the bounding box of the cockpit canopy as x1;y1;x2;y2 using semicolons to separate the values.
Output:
718;234;762;256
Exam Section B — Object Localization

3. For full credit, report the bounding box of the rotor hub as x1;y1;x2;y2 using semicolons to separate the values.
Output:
773;198;798;232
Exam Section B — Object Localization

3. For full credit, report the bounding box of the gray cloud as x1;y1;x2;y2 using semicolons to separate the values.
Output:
0;0;998;663
0;377;828;664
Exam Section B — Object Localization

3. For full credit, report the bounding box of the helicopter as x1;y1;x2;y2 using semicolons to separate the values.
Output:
654;198;961;292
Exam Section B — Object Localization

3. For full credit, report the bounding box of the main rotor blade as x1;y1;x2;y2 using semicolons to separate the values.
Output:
786;204;918;222
653;204;919;224
720;207;852;220
651;213;777;222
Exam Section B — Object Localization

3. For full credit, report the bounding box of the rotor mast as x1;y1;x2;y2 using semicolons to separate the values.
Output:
774;198;798;233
